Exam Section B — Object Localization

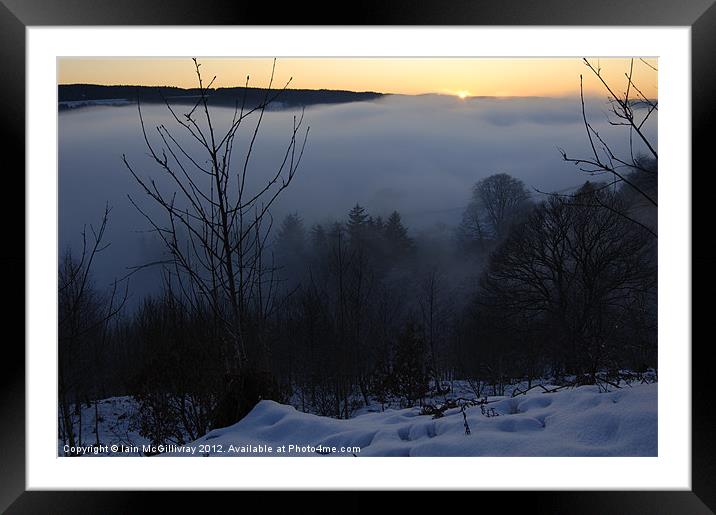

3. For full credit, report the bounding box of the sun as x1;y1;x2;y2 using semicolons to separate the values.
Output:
456;90;470;99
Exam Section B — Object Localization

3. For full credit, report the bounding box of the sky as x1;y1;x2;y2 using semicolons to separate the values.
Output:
58;57;658;98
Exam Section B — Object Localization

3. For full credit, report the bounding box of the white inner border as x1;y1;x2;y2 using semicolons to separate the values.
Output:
27;27;691;490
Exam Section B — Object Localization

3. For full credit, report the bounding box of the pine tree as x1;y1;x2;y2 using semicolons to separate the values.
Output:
310;223;327;250
384;210;413;257
347;203;370;246
274;213;307;288
275;213;306;256
373;216;385;233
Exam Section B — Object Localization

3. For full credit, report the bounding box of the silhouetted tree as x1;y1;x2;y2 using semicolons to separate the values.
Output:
122;58;309;427
458;173;532;252
384;210;414;258
347;203;371;246
274;212;307;290
392;322;430;407
478;183;656;378
275;213;306;256
559;58;657;237
58;206;127;454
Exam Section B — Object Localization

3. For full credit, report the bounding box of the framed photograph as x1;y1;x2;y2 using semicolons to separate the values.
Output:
2;0;710;511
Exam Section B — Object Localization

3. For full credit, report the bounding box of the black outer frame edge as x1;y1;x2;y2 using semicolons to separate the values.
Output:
1;0;713;512
0;0;714;26
691;0;716;512
2;491;716;514
0;1;27;514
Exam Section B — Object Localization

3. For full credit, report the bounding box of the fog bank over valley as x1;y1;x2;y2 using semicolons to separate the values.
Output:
59;93;657;302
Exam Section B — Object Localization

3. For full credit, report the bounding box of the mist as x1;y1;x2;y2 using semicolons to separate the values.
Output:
58;93;657;303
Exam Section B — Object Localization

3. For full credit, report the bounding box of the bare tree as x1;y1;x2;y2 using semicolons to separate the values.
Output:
121;58;309;425
479;184;656;379
458;173;532;250
418;268;452;393
58;205;127;454
559;58;658;236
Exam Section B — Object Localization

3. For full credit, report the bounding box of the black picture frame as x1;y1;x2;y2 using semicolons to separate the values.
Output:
1;0;710;512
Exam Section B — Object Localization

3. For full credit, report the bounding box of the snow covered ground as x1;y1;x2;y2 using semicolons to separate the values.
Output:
177;382;657;457
58;396;151;456
59;381;657;457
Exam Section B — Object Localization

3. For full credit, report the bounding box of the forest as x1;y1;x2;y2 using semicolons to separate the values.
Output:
58;83;383;110
58;59;658;452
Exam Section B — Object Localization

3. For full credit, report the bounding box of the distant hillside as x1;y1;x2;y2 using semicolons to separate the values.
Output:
58;84;385;110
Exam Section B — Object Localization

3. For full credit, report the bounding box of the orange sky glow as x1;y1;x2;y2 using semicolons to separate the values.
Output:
58;57;658;99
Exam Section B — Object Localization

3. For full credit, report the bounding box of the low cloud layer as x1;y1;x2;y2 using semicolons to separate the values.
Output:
59;94;657;301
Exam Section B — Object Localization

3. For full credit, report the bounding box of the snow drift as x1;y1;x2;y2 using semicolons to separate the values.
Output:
178;383;657;457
